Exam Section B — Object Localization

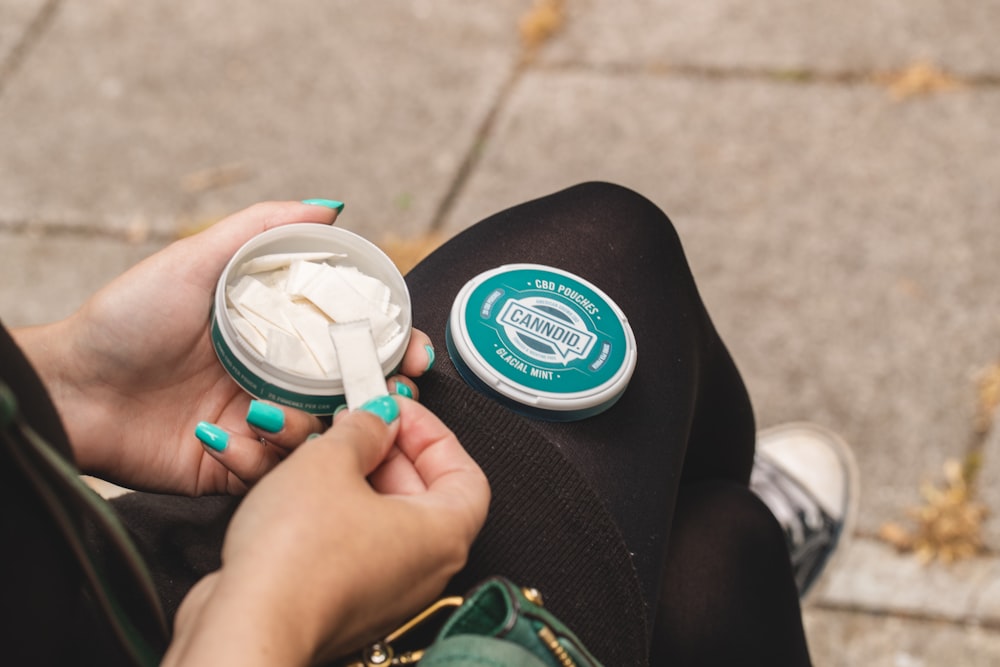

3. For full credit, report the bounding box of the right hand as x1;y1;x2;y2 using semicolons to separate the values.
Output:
164;396;491;666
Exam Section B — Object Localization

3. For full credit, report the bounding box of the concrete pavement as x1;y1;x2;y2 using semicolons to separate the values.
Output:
2;1;999;664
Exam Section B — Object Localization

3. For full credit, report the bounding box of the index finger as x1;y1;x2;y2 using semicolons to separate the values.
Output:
245;400;326;451
392;399;490;526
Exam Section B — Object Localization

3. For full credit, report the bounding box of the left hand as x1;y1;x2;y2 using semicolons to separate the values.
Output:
14;201;434;495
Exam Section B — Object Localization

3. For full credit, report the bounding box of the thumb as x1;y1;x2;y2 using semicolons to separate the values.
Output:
177;200;341;288
323;396;401;477
202;200;340;252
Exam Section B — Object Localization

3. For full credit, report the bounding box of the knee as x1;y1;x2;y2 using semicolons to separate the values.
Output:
565;181;649;207
557;181;685;254
566;181;672;223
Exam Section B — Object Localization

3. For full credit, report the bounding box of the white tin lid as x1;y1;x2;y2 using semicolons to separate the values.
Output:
446;264;637;421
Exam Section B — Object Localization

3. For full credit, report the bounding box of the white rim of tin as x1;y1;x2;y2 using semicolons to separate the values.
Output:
212;224;411;413
447;263;637;418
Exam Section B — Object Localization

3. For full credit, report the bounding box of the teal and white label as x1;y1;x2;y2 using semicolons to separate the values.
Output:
211;317;345;415
496;297;597;362
461;267;630;396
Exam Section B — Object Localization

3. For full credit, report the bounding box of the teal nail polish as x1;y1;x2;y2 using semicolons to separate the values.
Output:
393;381;413;399
359;395;399;424
306;433;322;441
247;400;284;433
195;422;229;452
301;198;345;212
333;404;349;418
424;344;436;371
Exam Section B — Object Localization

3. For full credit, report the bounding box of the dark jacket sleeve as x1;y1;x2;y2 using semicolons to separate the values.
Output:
0;321;131;663
0;321;73;458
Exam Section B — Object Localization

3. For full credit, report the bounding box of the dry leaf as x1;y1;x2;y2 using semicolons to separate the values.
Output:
519;0;566;59
877;61;962;100
124;217;151;244
379;232;446;275
878;521;913;550
878;456;987;563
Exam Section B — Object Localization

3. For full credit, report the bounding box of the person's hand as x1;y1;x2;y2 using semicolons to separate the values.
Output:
163;395;490;667
13;201;435;495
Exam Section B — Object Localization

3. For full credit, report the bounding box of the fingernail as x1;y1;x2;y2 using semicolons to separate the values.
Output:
246;400;284;433
306;432;322;441
424;344;436;371
333;404;348;418
195;422;229;452
301;198;345;212
393;381;413;399
358;395;399;424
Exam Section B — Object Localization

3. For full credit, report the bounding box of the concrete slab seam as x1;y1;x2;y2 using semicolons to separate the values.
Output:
0;0;61;98
532;59;1000;89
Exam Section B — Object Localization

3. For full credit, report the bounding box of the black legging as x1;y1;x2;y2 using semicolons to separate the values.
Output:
406;182;811;666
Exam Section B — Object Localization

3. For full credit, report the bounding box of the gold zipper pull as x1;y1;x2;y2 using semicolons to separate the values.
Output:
340;595;465;666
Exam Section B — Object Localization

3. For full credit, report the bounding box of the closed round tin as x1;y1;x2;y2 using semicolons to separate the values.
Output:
446;264;637;421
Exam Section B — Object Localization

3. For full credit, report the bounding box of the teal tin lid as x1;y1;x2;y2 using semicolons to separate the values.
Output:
446;264;637;421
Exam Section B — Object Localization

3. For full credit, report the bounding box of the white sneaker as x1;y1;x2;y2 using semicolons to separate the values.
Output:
750;422;860;599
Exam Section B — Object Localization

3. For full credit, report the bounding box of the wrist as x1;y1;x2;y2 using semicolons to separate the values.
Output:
165;569;322;667
11;318;111;472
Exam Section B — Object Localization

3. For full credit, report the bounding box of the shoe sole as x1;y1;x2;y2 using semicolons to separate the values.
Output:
756;422;861;601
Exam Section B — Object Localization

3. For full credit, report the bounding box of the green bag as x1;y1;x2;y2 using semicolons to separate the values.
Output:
339;576;604;667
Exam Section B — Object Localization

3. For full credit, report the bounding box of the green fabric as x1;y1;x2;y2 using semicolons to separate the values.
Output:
421;635;551;667
431;577;604;667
